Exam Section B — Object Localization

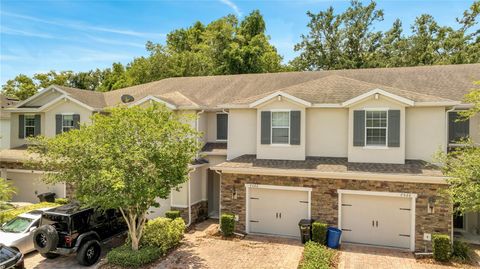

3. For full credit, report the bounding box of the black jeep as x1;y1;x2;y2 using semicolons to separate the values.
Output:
32;203;127;266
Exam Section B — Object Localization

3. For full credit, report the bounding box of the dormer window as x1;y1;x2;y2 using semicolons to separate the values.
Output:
448;111;469;144
365;111;387;146
216;113;228;141
24;115;36;137
271;111;290;144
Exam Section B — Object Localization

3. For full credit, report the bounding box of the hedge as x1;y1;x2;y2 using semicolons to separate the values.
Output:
141;217;185;253
0;202;59;224
220;213;235;237
165;210;181;220
452;240;470;260
106;245;162;268
312;221;328;245
299;241;336;269
432;234;451;262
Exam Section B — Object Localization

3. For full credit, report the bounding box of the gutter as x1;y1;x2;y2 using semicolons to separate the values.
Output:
211;166;448;185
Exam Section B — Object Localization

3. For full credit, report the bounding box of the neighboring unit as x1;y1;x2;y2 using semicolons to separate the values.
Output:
1;64;479;252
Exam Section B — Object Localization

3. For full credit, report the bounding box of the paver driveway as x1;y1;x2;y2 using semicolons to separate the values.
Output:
154;220;304;269
338;243;479;269
23;235;125;269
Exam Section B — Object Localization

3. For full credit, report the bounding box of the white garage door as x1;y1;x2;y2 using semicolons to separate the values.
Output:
340;193;412;249
7;172;66;203
248;186;309;238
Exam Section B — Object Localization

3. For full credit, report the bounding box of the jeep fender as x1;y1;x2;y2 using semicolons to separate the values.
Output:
74;231;100;248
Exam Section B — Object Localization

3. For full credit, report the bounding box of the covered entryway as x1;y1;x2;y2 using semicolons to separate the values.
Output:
246;184;311;238
207;169;220;218
338;190;416;251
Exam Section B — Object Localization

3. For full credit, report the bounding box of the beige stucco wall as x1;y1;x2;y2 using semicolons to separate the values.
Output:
206;112;217;142
169;167;207;208
147;197;171;219
0;119;10;149
227;109;256;160
470;114;480;144
306;108;348;157
256;99;306;160
171;181;188;207
348;96;406;164
44;100;93;137
405;107;446;161
197;112;208;144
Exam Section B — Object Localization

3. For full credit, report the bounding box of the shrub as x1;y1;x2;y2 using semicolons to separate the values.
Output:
54;198;69;204
311;221;328;245
299;241;336;269
220;213;235;236
432;234;451;262
165;210;181;220
141;217;185;253
452;240;470;260
0;202;59;224
107;244;162;268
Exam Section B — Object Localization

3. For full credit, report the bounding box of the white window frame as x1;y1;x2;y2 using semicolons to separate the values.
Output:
270;110;290;145
24;114;36;137
364;109;388;148
61;113;75;133
216;112;228;142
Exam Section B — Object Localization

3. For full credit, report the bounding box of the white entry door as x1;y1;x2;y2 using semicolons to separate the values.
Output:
248;187;309;238
341;193;412;249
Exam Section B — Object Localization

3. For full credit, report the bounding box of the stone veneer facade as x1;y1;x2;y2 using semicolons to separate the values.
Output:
220;173;451;252
172;200;208;225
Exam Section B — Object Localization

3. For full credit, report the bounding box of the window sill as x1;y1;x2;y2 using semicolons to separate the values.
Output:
270;143;292;147
362;146;389;150
216;139;228;142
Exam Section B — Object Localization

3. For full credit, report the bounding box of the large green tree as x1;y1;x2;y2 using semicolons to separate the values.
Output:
28;104;201;250
293;0;480;70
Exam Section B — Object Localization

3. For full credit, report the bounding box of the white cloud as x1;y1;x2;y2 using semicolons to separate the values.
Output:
1;11;164;39
0;26;55;39
219;0;242;17
85;35;146;48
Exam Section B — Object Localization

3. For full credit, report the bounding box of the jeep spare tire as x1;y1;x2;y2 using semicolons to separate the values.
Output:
33;225;59;254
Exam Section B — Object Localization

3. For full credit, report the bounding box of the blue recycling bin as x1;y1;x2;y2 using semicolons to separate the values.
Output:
326;227;342;249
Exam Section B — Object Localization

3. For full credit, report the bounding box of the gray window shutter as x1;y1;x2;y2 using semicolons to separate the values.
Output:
19;115;25;139
261;111;271;144
290;111;301;145
388;110;400;147
34;115;41;136
73;114;81;129
216;114;228;140
56;115;62;134
353;110;365;147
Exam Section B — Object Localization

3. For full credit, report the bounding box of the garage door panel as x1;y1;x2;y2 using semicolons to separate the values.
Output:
341;193;412;249
249;187;309;238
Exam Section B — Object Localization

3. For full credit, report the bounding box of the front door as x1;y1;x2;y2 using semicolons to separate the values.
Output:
207;169;220;218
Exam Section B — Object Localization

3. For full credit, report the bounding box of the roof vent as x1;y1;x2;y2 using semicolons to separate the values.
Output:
121;94;135;103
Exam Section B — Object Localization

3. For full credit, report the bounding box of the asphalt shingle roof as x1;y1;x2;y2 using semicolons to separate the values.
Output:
214;155;444;177
49;64;479;109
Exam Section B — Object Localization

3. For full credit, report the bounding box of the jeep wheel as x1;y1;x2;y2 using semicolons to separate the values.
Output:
33;225;59;254
76;240;101;266
40;252;60;259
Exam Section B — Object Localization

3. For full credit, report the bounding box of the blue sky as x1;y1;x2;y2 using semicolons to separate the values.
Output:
0;0;475;85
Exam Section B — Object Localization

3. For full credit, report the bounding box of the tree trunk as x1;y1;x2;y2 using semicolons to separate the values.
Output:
119;208;146;251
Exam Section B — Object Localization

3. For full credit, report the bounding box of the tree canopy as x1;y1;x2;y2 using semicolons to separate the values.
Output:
292;0;480;70
1;2;479;100
1;10;283;100
28;104;201;250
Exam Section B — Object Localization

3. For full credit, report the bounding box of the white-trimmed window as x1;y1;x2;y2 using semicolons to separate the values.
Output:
62;114;74;132
365;110;387;146
271;111;290;144
24;115;36;137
